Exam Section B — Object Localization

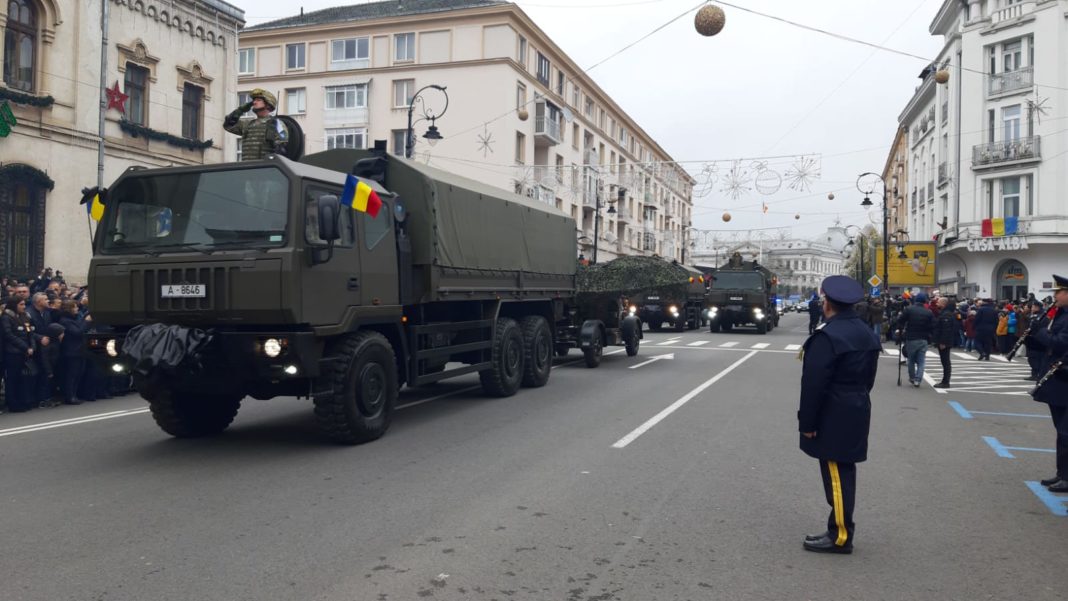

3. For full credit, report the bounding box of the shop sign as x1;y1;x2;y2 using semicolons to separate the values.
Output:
966;236;1029;252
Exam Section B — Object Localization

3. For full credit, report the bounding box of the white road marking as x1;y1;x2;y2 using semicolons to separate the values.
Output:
884;349;900;356
953;352;974;360
688;341;710;347
628;353;675;370
0;408;151;438
719;341;739;348
612;351;759;449
751;343;770;349
991;354;1009;362
657;339;681;346
785;344;801;351
926;351;939;359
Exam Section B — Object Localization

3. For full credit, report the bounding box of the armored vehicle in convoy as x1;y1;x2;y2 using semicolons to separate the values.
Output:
705;252;779;335
86;147;640;444
634;264;708;332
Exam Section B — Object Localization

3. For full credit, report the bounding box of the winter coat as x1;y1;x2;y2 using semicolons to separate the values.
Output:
1;309;33;357
996;314;1009;336
1007;311;1018;335
974;305;998;336
1031;307;1068;408
933;309;959;347
964;314;976;338
59;315;87;358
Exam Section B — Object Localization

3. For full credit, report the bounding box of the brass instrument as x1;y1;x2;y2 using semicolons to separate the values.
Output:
1029;354;1065;398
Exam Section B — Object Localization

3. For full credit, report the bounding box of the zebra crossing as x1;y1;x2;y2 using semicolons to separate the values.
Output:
882;345;1036;395
649;339;805;351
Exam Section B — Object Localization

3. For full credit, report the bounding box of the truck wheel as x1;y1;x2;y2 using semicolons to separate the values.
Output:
147;391;242;438
649;321;663;332
756;320;768;335
314;330;398;445
519;316;552;388
709;319;718;333
721;321;733;333
625;329;640;357
674;318;685;333
479;318;524;397
583;334;603;368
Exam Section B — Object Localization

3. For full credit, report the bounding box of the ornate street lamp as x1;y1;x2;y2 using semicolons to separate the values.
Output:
857;172;895;295
406;85;449;159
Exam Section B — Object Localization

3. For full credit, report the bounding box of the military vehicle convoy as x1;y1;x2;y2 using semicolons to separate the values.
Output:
85;147;640;444
634;264;708;332
705;252;779;335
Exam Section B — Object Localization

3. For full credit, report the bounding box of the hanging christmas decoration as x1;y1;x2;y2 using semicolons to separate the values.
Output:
1027;91;1051;124
105;81;129;114
752;161;782;196
785;155;821;192
694;3;726;37
934;70;950;84
692;163;720;198
794;213;800;220
517;108;529;121
722;212;732;222
476;125;495;157
720;160;752;200
827;192;835;201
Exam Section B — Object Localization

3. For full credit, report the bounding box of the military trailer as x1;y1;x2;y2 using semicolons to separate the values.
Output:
705;253;779;335
634;264;708;332
86;148;639;444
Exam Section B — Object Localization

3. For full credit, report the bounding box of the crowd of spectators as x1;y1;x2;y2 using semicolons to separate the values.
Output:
1;268;128;414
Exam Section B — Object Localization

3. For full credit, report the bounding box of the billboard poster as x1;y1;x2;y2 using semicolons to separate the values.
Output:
873;242;937;286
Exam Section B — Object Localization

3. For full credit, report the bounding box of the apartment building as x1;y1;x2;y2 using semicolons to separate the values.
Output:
880;126;909;239
237;0;694;262
0;0;245;279
897;0;1068;300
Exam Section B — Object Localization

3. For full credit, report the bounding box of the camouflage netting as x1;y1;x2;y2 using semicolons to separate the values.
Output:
577;256;692;296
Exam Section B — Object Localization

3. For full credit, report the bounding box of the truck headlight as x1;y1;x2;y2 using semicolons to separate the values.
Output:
105;339;119;358
263;338;283;358
709;307;718;315
629;305;637;314
669;305;678;315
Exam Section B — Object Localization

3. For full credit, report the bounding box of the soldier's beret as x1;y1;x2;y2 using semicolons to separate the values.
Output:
820;275;864;305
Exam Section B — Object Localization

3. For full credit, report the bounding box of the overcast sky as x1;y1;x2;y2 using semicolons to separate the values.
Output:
236;0;947;243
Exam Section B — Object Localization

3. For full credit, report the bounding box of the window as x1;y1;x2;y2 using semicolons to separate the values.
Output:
584;97;594;118
238;48;255;75
285;88;306;114
536;52;550;85
325;84;367;109
394;33;415;62
393;79;415;107
391;129;407;156
516;82;526;111
556;71;565;96
572;124;579;150
0;180;44;274
124;63;149;126
237;91;254;118
181;83;203;140
1003;40;1022;72
518;36;528;67
4;0;37;91
285;43;305;70
363;209;390;250
1002;104;1021;142
515;132;526;164
571;82;579;107
331;37;369;61
325;128;366;150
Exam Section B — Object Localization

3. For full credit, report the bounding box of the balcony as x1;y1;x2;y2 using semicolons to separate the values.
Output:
991;0;1034;24
643;220;655;233
616;205;632;223
533;99;562;146
988;66;1033;97
971;136;1041;169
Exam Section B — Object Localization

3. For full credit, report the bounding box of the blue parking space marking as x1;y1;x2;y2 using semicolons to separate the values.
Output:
1025;481;1068;517
982;436;1055;459
948;400;1045;420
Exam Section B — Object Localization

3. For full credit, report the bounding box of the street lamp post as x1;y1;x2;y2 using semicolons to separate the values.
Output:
844;225;866;286
858;172;895;296
406;84;449;159
592;184;619;264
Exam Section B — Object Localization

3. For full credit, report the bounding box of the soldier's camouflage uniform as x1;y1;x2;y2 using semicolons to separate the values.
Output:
224;110;288;161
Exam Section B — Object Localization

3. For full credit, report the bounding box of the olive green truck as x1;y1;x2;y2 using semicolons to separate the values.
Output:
86;148;641;444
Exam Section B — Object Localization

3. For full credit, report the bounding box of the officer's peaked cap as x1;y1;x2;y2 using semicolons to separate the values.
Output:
820;275;864;305
1053;274;1068;291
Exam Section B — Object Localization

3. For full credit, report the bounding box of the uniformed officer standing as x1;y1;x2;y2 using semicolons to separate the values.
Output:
1029;274;1068;493
807;293;821;335
798;275;882;554
224;88;288;160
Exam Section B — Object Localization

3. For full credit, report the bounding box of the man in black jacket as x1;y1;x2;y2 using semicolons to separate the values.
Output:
798;276;881;554
932;297;959;388
896;293;936;387
973;299;998;360
807;294;821;335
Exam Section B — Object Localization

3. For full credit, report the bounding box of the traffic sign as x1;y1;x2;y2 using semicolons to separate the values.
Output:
867;274;883;288
871;286;881;297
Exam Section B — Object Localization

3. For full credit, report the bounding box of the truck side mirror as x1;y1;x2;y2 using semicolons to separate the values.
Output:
317;194;341;242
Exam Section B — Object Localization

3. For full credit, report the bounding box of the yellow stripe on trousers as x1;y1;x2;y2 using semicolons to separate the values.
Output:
828;461;848;547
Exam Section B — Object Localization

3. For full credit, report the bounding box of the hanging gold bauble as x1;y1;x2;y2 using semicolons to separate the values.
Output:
827;192;835;201
517;108;529;121
694;4;726;37
934;70;950;84
722;212;732;222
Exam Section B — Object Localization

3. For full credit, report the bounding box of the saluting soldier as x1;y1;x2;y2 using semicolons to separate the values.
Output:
1029;274;1068;493
797;275;882;554
224;88;288;160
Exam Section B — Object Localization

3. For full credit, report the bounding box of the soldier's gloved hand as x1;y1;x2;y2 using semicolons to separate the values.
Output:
240;102;253;113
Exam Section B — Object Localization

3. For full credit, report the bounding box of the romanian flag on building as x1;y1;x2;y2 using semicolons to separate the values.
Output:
981;217;1018;237
341;174;382;218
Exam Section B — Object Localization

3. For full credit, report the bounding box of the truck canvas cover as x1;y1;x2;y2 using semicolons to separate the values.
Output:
301;150;577;279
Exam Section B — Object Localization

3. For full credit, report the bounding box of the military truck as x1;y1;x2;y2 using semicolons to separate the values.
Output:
634;264;708;332
705;252;779;335
85;147;640;444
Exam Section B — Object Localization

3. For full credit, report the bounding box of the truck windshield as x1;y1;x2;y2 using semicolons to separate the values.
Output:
710;272;764;290
100;167;288;253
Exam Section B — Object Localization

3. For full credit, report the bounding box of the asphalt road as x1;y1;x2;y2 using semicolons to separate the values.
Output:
1;312;1064;601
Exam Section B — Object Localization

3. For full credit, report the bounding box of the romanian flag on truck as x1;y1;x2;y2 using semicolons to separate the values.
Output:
341;174;382;218
981;217;1018;237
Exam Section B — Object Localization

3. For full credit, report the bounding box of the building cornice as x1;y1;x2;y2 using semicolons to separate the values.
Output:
929;0;961;35
898;76;936;125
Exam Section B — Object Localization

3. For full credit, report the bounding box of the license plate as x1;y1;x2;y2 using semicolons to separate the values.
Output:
161;284;206;298
647;296;660;300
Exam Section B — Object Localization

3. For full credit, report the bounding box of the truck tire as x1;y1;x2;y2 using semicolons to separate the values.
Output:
756;320;768;335
519;316;552;388
583;334;603;368
479;318;524;397
625;329;640;357
314;330;398;445
721;321;733;333
649;321;663;332
709;319;718;333
674;317;685;332
147;391;242;438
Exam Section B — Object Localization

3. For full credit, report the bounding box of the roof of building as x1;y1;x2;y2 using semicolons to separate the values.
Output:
245;0;509;32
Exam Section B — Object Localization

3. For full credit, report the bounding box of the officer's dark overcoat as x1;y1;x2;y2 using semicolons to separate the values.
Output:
1031;307;1068;408
798;310;882;462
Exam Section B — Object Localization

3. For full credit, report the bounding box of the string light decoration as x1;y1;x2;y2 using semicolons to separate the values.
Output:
720;160;752;200
785;155;821;192
752;161;783;195
476;125;495;157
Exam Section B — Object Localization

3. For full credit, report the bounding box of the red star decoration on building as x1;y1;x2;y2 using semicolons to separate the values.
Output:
105;81;128;114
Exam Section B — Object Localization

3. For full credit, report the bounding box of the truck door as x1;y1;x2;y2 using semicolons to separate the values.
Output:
302;182;363;326
357;201;398;307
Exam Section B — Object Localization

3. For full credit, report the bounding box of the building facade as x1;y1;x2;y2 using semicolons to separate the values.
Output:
880;125;909;238
898;0;1068;300
236;0;694;262
0;0;244;280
